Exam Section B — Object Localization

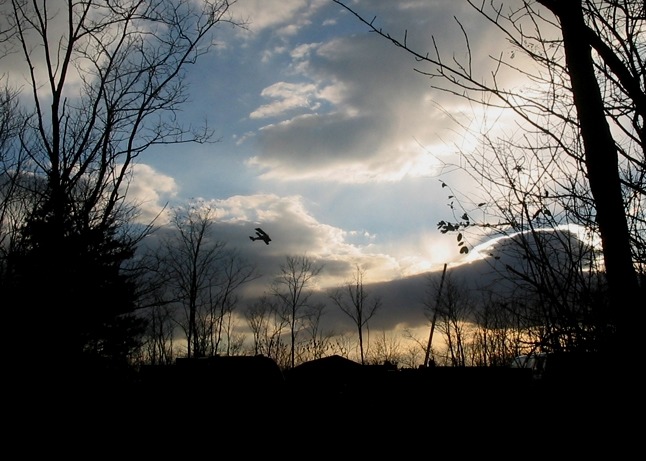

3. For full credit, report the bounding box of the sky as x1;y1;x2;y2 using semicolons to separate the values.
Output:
5;0;531;341
128;0;519;337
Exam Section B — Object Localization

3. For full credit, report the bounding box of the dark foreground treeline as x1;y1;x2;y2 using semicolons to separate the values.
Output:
46;351;629;448
72;353;617;414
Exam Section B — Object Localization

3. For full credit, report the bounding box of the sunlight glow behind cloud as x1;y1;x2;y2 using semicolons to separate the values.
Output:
2;0;571;337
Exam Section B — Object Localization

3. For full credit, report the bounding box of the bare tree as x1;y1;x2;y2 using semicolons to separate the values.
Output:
0;0;243;367
159;201;257;359
142;300;176;366
298;302;333;363
0;78;27;267
329;264;382;365
271;254;323;369
163;201;225;358
128;236;183;366
330;332;357;361
537;1;642;329
245;294;290;366
424;271;474;367
401;328;430;369
470;294;526;367
368;330;403;367
333;0;644;356
208;249;259;356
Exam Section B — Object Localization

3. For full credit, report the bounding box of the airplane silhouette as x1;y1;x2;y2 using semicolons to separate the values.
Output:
250;227;271;245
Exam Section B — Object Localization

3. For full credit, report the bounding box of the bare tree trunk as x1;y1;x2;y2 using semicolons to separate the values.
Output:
272;255;323;368
329;265;382;365
540;0;639;352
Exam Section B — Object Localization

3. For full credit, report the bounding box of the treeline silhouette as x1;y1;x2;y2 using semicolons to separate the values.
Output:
76;352;611;417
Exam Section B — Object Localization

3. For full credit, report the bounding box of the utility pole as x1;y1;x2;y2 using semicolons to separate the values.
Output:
424;263;447;367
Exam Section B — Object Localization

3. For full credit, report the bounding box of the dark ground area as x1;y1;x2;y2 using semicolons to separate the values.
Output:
16;353;632;454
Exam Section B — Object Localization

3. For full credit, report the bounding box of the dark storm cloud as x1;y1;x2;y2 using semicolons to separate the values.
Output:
253;111;386;167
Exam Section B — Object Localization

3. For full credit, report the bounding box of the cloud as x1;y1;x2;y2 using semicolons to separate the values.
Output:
3;0;571;352
125;164;178;224
145;192;433;290
235;0;531;188
138;190;456;335
242;30;465;183
250;82;320;119
230;0;327;38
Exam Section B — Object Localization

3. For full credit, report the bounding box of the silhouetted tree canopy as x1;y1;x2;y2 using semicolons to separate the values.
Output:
0;0;242;374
